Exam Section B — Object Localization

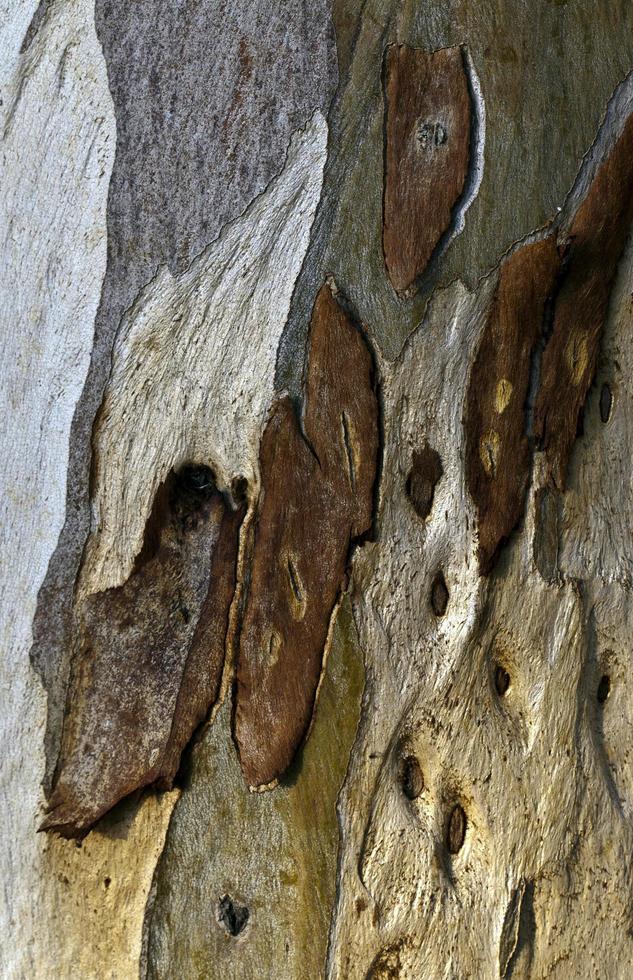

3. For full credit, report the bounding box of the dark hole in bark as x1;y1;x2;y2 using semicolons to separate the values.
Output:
178;464;216;495
406;446;443;520
447;803;466;854
599;383;613;423
218;894;249;936
494;664;511;696
103;877;111;889
231;474;248;504
431;572;449;616
597;674;611;704
400;754;424;800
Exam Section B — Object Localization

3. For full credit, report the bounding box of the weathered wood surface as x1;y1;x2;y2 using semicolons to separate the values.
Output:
4;1;633;978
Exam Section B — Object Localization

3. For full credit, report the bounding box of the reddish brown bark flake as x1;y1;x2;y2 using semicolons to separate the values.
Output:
383;44;471;294
234;283;379;788
465;237;561;574
535;112;633;490
42;468;244;837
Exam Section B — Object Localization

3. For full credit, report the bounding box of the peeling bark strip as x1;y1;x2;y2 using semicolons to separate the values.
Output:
234;284;378;788
466;238;560;573
535;110;633;490
382;44;471;294
42;469;244;837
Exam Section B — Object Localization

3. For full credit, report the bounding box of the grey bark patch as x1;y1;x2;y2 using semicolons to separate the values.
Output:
20;0;53;53
30;0;337;790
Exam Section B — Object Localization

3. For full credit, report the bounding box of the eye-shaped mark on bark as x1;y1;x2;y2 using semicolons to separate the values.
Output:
446;802;467;854
597;673;611;703
494;664;511;697
285;552;307;621
341;410;357;492
406;445;443;521
217;894;249;937
599;383;613;423
400;754;424;800
431;572;449;617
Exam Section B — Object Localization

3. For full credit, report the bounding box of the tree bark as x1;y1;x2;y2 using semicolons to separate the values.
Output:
3;1;633;978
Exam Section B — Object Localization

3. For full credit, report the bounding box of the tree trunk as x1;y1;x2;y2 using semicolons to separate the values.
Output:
3;1;633;977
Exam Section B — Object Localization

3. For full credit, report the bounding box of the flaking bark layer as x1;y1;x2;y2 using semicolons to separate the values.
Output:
43;471;243;837
234;284;379;788
383;44;471;294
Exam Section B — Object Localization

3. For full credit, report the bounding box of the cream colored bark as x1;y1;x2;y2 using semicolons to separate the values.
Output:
2;2;633;979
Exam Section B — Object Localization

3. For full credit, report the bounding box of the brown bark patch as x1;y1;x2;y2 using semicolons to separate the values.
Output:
42;467;244;837
535;112;633;490
466;238;561;574
234;284;379;788
382;44;471;294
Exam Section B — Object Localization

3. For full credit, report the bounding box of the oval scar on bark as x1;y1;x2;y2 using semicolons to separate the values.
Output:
400;754;424;800
447;803;467;854
431;571;449;617
406;444;443;520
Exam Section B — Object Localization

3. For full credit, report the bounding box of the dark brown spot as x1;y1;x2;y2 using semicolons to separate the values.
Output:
599;383;613;423
447;803;467;854
234;283;379;788
400;754;424;800
366;943;405;979
494;664;511;696
465;237;561;574
431;572;449;617
406;445;443;520
217;894;249;936
597;674;611;704
382;44;471;294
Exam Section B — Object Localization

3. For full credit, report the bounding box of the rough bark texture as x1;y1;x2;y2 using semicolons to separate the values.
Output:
4;2;633;979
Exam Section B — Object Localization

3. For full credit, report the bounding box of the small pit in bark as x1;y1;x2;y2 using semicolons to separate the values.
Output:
400;754;424;800
494;665;511;696
599;383;613;423
406;445;443;520
218;894;250;936
447;803;467;854
431;572;449;617
597;674;611;704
